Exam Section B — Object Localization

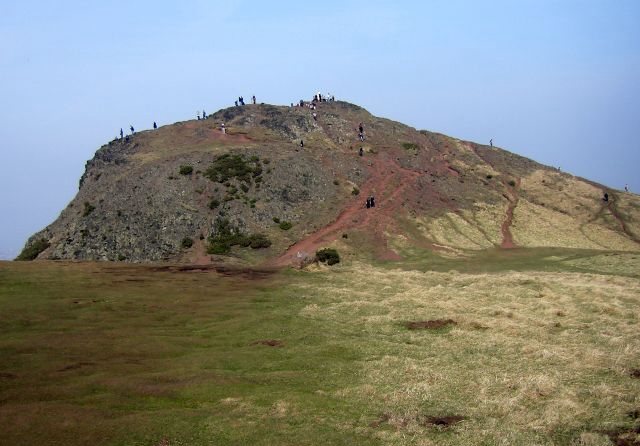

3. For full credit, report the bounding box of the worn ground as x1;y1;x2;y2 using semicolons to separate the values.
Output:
1;249;639;445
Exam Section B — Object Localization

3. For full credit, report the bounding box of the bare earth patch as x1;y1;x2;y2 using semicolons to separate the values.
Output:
421;415;467;428
603;426;640;446
405;319;457;330
252;339;284;347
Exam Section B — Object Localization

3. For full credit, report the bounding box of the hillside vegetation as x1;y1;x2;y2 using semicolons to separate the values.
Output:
18;101;639;264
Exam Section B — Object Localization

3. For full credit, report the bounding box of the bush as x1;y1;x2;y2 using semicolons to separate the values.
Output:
209;199;220;209
402;142;419;151
333;180;339;185
240;183;249;193
279;221;292;230
16;238;50;261
204;154;262;183
248;234;272;249
117;254;126;261
351;187;360;196
316;248;340;266
206;218;271;254
486;174;493;179
181;237;194;249
508;179;516;187
272;217;280;223
83;202;95;217
179;165;193;175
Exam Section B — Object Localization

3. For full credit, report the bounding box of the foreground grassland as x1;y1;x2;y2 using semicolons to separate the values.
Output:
1;251;639;446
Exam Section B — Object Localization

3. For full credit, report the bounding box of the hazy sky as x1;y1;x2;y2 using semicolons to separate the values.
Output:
1;0;639;259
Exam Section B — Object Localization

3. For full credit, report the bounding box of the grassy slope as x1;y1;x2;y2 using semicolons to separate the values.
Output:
1;252;639;446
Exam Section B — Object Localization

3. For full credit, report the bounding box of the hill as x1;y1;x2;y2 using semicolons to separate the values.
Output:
18;100;640;264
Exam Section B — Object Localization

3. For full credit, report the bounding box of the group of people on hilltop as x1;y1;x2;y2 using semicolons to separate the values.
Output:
233;95;258;107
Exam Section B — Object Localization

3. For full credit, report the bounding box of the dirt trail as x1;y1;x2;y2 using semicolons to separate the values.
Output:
500;178;520;248
271;154;421;266
607;195;640;244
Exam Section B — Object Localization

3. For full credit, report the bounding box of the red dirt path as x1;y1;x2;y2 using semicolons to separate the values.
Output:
271;154;422;267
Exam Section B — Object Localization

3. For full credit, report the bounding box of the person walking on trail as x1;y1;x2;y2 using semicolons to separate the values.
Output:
300;140;304;148
359;123;364;134
252;95;256;104
365;197;371;209
603;192;609;202
490;138;493;148
221;123;226;134
359;147;364;157
234;100;238;107
153;122;157;129
130;125;135;134
625;184;629;192
197;112;200;120
370;195;376;207
312;112;317;121
203;110;206;119
120;128;124;139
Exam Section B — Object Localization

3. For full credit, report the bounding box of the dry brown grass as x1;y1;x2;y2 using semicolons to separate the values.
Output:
295;260;640;445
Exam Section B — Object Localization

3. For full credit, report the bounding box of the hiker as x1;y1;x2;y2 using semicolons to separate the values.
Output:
625;184;629;192
197;112;200;120
366;197;371;209
359;147;364;156
358;123;363;134
370;195;376;207
125;135;130;142
299;99;304;107
235;100;238;107
300;140;304;148
221;122;226;134
603;192;609;202
490;138;493;147
153;121;157;129
312;112;317;121
130;125;135;134
120;128;124;139
240;96;245;105
359;133;365;142
203;110;206;119
252;95;256;104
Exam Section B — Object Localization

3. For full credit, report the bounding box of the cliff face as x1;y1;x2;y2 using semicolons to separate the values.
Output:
20;101;640;264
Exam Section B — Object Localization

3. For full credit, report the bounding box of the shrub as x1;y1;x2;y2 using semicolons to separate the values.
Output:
83;202;95;217
279;221;292;230
272;217;280;223
352;187;360;196
179;165;193;175
181;237;194;249
402;142;419;151
204;154;262;183
486;174;493;179
333;180;339;185
209;199;220;209
508;179;516;187
240;183;249;193
16;238;50;261
206;218;271;254
248;234;272;249
117;254;126;261
316;248;340;266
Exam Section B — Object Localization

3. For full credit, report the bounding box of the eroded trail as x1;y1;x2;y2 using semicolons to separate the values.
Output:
500;178;520;248
271;154;421;266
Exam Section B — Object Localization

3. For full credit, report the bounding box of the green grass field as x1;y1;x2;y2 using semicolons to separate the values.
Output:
1;251;639;445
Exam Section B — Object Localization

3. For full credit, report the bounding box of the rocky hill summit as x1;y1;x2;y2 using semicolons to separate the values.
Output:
19;100;640;265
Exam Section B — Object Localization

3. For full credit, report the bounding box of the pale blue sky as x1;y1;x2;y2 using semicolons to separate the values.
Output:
1;0;639;259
